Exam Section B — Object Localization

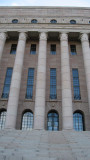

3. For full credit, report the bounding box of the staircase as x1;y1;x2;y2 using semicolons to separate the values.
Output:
0;129;90;160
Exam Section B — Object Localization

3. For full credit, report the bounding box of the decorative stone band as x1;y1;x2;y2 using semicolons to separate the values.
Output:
39;32;47;41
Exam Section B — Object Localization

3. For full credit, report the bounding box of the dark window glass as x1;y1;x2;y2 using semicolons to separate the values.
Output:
22;111;33;130
72;69;81;100
47;111;59;131
26;68;34;99
50;45;56;55
50;19;57;24
73;112;84;131
2;68;13;98
70;20;76;24
70;45;77;55
0;111;6;129
31;19;37;23
12;19;18;23
30;44;36;55
89;21;90;24
50;68;57;99
10;44;17;54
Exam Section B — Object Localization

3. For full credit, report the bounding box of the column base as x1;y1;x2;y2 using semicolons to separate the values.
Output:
4;127;15;130
62;128;74;131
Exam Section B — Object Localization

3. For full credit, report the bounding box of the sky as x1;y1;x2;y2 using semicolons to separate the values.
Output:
0;0;90;7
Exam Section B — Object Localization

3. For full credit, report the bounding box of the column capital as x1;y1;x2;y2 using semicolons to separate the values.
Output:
19;32;27;41
60;33;68;41
39;32;47;41
80;33;88;42
0;32;7;41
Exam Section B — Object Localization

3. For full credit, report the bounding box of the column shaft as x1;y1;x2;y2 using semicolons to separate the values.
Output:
60;33;73;130
5;32;27;129
81;33;90;111
0;32;7;61
34;32;47;129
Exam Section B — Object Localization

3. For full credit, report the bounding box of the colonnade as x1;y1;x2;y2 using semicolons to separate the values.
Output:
0;31;89;130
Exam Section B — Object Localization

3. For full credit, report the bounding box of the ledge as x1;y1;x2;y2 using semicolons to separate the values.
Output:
0;98;8;101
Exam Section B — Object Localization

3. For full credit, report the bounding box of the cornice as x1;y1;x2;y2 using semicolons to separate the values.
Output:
0;6;90;10
0;23;90;32
0;28;90;34
0;7;90;19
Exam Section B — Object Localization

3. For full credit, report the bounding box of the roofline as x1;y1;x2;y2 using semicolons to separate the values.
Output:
0;6;90;10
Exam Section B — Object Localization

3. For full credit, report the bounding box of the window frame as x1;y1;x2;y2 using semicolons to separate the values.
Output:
70;45;77;55
72;69;81;100
21;110;33;130
47;110;59;131
50;19;57;24
2;68;13;99
31;19;38;23
10;44;17;54
12;19;18;23
50;44;56;55
30;44;36;55
73;111;84;131
50;68;57;99
0;110;6;129
25;68;34;99
70;20;76;24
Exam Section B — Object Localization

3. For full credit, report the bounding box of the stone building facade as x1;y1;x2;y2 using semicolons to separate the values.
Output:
0;6;90;131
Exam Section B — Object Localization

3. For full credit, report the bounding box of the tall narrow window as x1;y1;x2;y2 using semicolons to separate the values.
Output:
70;45;77;55
72;69;81;100
50;68;57;99
2;68;13;98
50;44;56;55
30;44;36;55
10;44;17;54
26;68;34;99
73;111;84;131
